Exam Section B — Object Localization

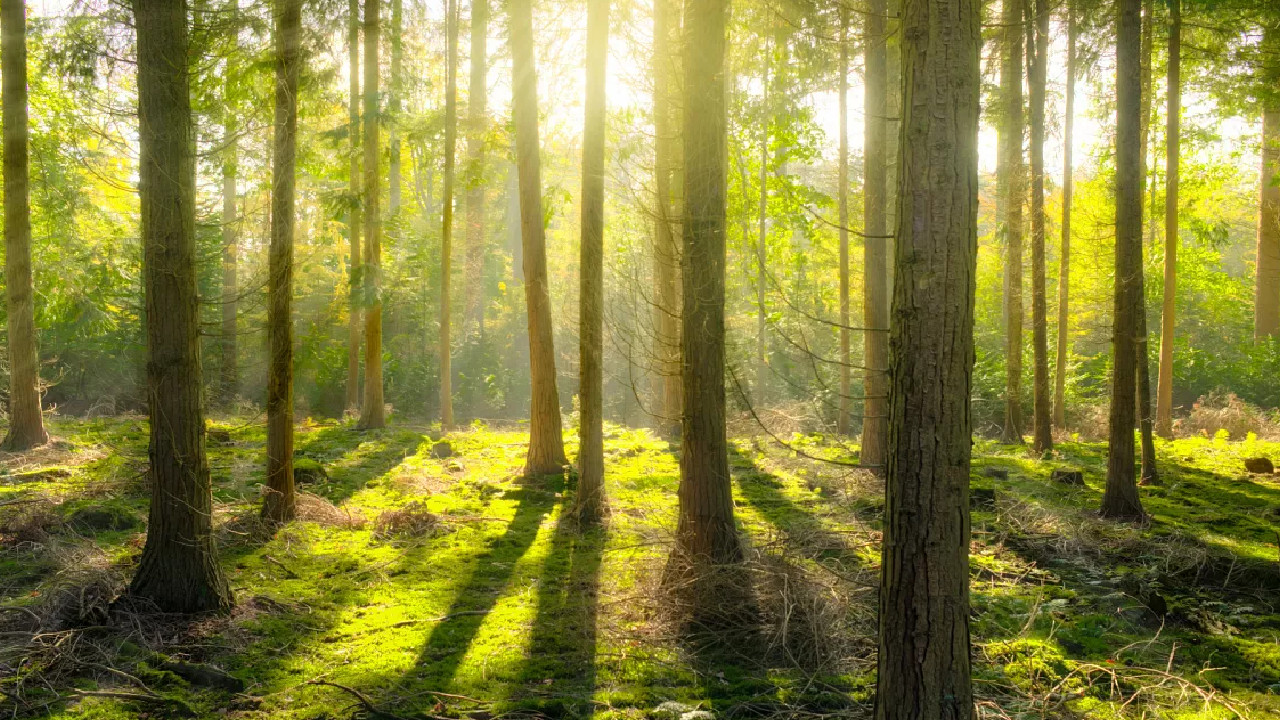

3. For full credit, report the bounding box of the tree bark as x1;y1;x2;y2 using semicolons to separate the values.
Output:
218;51;238;407
576;0;608;523
1102;0;1146;521
1141;0;1155;248
836;7;849;437
875;0;978;714
440;0;458;429
1155;0;1179;437
510;0;567;474
651;0;681;437
346;0;361;412
1;0;46;451
462;0;487;355
359;0;385;429
861;0;889;466
1026;0;1052;454
1053;0;1074;430
998;0;1024;445
262;0;299;523
128;0;232;613
1257;26;1279;341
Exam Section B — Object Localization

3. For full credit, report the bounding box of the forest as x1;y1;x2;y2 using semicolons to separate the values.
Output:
0;0;1279;716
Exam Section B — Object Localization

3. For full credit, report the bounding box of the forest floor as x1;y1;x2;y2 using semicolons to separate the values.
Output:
1;415;1280;719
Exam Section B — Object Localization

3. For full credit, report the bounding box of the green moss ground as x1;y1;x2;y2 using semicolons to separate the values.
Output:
2;416;1280;719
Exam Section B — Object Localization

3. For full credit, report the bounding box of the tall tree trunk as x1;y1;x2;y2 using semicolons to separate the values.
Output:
836;6;849;437
861;0;888;466
463;0;487;357
672;0;739;566
1155;0;1179;436
128;0;232;613
1026;0;1052;454
651;0;681;436
440;0;458;429
388;0;401;221
1053;0;1074;430
1257;104;1280;340
998;0;1024;444
1102;0;1146;521
219;55;238;406
755;42;769;404
346;0;361;411
510;0;567;474
1;0;47;451
576;0;608;522
875;0;978;714
263;0;300;523
1141;0;1155;247
1133;0;1156;482
359;0;385;429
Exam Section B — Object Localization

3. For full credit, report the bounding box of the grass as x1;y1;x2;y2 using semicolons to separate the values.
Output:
2;414;1280;719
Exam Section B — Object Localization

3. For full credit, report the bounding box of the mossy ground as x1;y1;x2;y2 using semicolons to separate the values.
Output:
2;416;1280;719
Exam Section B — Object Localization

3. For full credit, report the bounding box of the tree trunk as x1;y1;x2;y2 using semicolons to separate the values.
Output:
836;6;849;437
860;0;888;467
576;0;608;523
346;0;361;412
462;0;487;363
998;0;1024;445
651;0;681;437
875;0;978;714
672;0;739;566
1257;26;1279;341
218;55;238;407
262;0;300;523
358;0;385;429
128;0;232;613
1053;0;1073;430
440;0;458;429
1155;0;1179;437
1;0;47;451
1141;0;1155;247
1102;0;1146;521
510;0;567;474
755;43;769;404
1026;0;1052;454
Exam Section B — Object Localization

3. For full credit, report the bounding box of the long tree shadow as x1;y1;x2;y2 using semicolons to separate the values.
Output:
295;425;426;503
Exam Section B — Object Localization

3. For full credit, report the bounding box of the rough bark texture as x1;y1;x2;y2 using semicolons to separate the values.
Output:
440;0;457;429
263;0;299;523
576;0;608;523
874;0;978;715
1053;0;1073;430
358;0;384;429
998;0;1024;444
861;0;889;466
1026;0;1052;454
218;58;238;407
1;0;46;451
1155;0;1179;437
651;0;681;436
346;0;361;411
836;7;850;437
510;0;567;474
673;0;740;566
1102;0;1147;521
463;0;487;345
1257;25;1279;341
128;0;232;613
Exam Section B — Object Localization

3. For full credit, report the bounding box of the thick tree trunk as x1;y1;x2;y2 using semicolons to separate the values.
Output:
836;7;849;437
263;0;300;523
510;0;567;474
219;54;238;406
346;0;361;412
998;0;1024;444
672;0;739;566
128;0;232;613
1;0;46;451
1102;0;1146;521
359;0;385;429
1053;0;1074;430
1026;0;1052;454
651;0;681;436
440;0;457;429
462;0;487;353
861;0;888;466
1155;0;1179;437
874;0;978;715
576;0;608;523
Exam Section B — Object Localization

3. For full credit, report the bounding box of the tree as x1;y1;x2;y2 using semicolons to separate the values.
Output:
1155;0;1180;438
836;6;850;437
440;0;458;429
875;0;979;714
1;0;47;451
999;0;1025;445
359;0;385;429
346;0;361;411
1102;0;1147;521
462;0;487;348
576;0;608;523
510;0;567;474
672;0;739;565
219;40;238;406
388;0;402;220
861;0;889;466
1053;0;1074;429
754;31;771;403
1026;0;1052;454
651;0;681;436
128;0;232;613
1256;25;1278;341
262;0;300;523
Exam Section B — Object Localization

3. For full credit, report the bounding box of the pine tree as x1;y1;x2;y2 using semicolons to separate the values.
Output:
861;0;889;466
999;0;1025;445
359;0;385;429
440;0;458;429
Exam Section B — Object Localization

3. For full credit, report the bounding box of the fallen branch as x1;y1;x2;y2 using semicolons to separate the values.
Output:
306;680;413;720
